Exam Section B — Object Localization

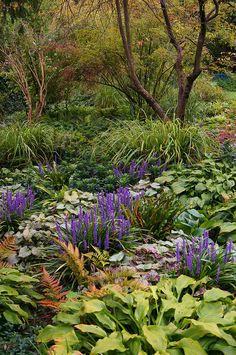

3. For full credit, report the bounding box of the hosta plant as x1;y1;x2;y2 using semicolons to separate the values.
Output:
155;158;236;209
38;275;236;354
0;268;42;324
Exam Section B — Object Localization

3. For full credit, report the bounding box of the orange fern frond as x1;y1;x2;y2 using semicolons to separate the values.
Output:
52;238;88;284
39;267;68;310
0;261;12;268
0;235;17;259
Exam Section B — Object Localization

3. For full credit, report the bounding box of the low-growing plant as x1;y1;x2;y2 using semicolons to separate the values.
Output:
93;120;218;165
125;193;183;239
0;123;63;166
0;187;35;233
0;268;42;324
176;233;236;290
37;275;236;354
0;235;17;267
156;158;236;209
54;187;142;253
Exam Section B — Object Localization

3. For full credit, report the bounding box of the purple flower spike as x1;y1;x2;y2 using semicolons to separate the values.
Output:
104;229;110;250
196;255;201;275
203;230;209;249
210;242;216;262
186;253;193;272
224;244;229;264
176;242;180;262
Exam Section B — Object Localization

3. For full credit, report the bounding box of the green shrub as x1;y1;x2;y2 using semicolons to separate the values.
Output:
38;275;236;354
0;268;42;325
156;158;236;209
93;120;218;165
0;123;63;167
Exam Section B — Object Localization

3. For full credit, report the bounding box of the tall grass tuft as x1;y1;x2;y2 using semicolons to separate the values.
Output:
93;119;219;164
0;123;62;166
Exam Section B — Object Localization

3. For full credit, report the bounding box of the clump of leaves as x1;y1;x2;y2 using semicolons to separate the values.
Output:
156;158;236;208
39;267;68;310
0;268;42;324
125;193;183;239
0;235;17;268
37;275;236;354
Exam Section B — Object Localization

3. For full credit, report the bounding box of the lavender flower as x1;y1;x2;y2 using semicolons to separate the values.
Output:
176;242;180;262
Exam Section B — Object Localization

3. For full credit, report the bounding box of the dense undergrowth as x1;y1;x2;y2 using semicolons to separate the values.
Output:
0;72;235;354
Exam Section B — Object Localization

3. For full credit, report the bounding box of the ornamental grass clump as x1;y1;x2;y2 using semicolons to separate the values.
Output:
176;230;236;290
0;188;35;231
55;187;142;252
94;120;218;164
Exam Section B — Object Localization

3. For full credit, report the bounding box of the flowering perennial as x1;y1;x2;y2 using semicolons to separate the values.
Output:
0;188;35;222
176;230;234;283
56;187;143;252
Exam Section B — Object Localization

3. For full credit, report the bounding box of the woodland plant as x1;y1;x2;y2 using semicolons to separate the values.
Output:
0;187;35;232
0;268;41;325
156;158;236;209
176;232;236;291
37;275;236;354
54;187;142;253
124;192;183;240
94;120;218;165
0;123;63;166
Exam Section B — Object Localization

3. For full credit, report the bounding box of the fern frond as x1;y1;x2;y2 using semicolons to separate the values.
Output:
39;267;68;310
0;260;12;268
52;238;88;284
0;235;17;259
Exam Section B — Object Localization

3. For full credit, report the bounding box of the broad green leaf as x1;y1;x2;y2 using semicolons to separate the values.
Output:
55;312;80;325
81;299;106;314
171;337;207;355
15;295;37;307
126;338;142;354
175;275;195;297
134;291;150;323
94;311;116;331
0;285;18;295
183;320;236;346
121;330;141;342
75;324;107;337
142;325;168;351
174;294;199;323
7;304;29;318
3;310;22;324
195;183;206;192
91;331;126;354
220;222;236;233
211;340;236;355
172;181;187;194
111;289;133;306
203;288;232;302
197;301;224;322
37;325;77;344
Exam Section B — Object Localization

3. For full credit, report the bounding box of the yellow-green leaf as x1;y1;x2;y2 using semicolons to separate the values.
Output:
91;332;126;355
75;324;107;337
142;325;168;351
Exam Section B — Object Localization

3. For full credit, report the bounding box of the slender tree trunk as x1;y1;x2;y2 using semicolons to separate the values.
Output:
115;0;168;120
160;0;220;122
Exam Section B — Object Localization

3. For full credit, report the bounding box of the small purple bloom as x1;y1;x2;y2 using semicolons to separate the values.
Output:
176;242;180;262
216;264;220;283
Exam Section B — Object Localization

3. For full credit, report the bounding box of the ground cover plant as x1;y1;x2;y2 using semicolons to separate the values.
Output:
0;0;235;353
